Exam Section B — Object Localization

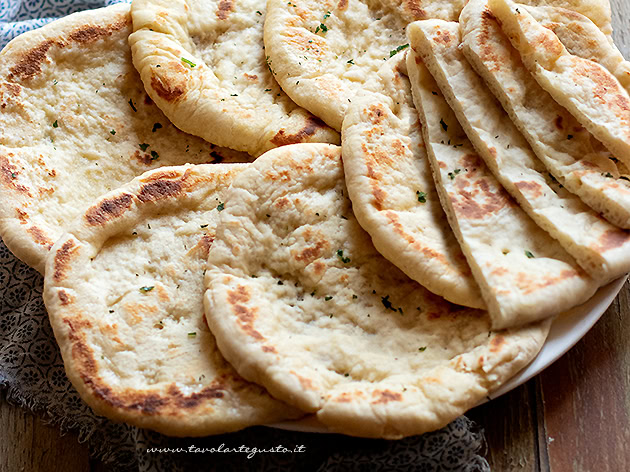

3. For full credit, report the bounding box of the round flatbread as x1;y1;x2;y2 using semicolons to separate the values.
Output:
342;56;484;308
204;143;551;439
129;0;339;156
0;3;251;273
263;0;466;131
43;164;301;436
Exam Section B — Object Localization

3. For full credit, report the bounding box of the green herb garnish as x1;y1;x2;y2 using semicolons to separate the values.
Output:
525;250;535;259
139;286;154;293
389;43;409;58
416;191;427;203
448;169;461;180
216;202;225;212
52;120;58;128
139;143;149;151
181;57;196;68
336;250;351;263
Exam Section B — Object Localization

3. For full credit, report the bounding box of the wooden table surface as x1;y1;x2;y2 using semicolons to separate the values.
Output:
2;1;630;471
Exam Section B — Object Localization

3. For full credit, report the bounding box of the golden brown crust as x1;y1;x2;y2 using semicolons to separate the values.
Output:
44;164;300;436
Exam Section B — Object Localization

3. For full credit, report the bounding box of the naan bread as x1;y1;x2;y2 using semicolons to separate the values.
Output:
526;5;620;57
129;0;339;157
488;0;630;168
521;0;613;40
460;0;630;231
263;0;466;131
204;142;550;439
409;18;630;282
43;164;300;436
0;4;251;273
406;47;598;330
341;56;484;308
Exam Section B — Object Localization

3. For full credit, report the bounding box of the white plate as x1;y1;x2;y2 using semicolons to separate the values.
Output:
269;275;628;433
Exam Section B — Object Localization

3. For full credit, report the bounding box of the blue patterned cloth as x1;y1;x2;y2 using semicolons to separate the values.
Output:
0;0;129;48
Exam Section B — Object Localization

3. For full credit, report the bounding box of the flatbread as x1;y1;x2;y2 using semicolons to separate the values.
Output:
0;4;251;273
521;0;613;40
409;18;630;282
460;0;630;231
341;56;484;308
204;142;551;439
43;164;300;436
263;0;466;131
129;0;339;157
488;0;630;168
406;46;598;330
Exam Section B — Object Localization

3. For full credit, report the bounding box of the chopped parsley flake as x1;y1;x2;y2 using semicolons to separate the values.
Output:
336;249;351;263
440;118;448;132
325;296;333;301
448;169;461;180
567;135;574;140
389;43;409;58
150;150;159;160
352;294;358;299
277;280;284;285
347;59;354;64
52;120;58;128
188;332;197;337
181;57;196;68
216;202;225;211
315;23;328;34
139;143;149;151
110;129;116;135
416;191;427;203
323;11;331;20
525;250;535;259
418;346;427;352
139;286;154;293
256;10;262;15
200;224;208;228
152;122;162;132
603;172;614;178
265;56;275;75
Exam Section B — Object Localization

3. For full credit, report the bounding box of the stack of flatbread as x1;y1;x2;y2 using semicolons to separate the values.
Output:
0;0;628;439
